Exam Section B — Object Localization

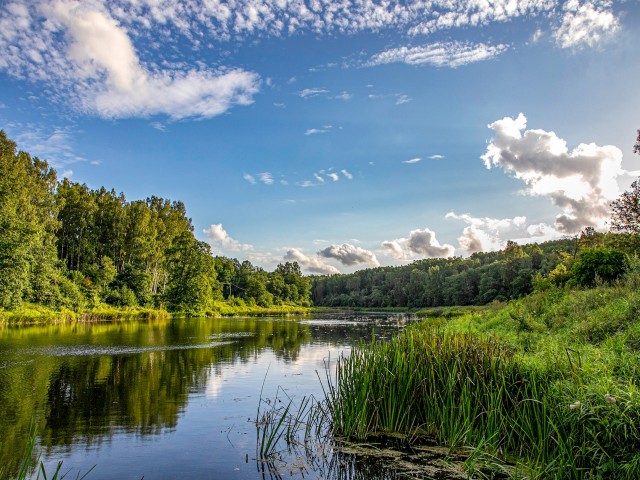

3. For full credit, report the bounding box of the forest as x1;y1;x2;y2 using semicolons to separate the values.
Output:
311;233;638;309
0;131;311;317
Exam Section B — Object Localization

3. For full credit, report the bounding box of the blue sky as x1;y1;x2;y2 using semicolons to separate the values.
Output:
1;0;639;274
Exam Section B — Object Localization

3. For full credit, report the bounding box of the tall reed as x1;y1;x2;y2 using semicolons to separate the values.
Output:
322;325;640;478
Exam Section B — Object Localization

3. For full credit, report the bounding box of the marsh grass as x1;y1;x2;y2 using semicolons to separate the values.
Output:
0;303;170;325
1;424;95;480
320;282;640;478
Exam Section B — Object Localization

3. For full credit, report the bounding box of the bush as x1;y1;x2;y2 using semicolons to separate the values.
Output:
571;248;627;287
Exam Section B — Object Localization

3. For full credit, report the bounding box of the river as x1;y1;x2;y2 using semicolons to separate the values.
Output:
0;313;417;479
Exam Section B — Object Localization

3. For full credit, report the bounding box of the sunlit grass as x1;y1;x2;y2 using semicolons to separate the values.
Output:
320;283;640;478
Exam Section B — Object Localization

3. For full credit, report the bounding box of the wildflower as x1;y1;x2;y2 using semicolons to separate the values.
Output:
604;393;617;404
569;401;581;410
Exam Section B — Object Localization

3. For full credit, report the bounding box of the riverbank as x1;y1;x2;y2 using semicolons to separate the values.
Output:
0;303;171;325
0;301;313;325
324;282;640;478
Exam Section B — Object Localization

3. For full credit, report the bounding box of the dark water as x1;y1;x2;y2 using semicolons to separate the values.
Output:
0;313;414;479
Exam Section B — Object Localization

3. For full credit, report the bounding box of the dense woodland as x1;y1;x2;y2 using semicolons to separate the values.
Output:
311;234;636;308
0;131;311;315
312;131;640;308
2;128;640;316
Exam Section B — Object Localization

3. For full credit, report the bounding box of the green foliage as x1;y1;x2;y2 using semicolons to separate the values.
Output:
0;132;312;318
325;280;640;478
313;239;579;308
571;247;627;287
0;131;59;309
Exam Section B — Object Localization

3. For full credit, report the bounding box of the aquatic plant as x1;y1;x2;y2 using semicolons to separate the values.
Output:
321;283;640;478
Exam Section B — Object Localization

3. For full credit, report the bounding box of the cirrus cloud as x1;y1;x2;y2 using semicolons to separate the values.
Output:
366;42;509;69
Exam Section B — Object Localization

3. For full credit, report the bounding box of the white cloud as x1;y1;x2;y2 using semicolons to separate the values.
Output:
327;172;339;181
532;28;544;43
481;113;624;233
429;154;445;160
332;91;353;101
402;157;422;164
283;248;339;275
108;1;559;42
258;172;274;185
382;228;454;260
203;224;253;252
243;173;256;184
366;42;508;68
554;1;619;48
151;121;166;132
395;94;412;105
313;173;325;183
318;243;380;267
0;0;260;120
341;169;353;180
9;124;86;167
305;125;332;135
446;212;560;255
297;88;328;98
0;0;613;119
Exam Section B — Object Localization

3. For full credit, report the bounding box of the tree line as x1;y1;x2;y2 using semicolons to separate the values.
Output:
312;131;640;309
311;233;638;309
0;131;310;315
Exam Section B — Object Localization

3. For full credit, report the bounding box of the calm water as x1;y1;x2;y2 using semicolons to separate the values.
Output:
0;313;413;479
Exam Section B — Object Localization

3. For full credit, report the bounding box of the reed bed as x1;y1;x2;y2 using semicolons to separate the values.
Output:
322;317;640;478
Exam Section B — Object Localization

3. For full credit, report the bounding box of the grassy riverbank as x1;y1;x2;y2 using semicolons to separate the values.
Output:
0;303;171;325
324;282;640;478
0;301;312;325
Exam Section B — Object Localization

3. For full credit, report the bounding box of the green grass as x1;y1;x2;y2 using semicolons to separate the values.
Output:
204;301;311;318
1;424;94;480
321;282;640;478
0;303;171;325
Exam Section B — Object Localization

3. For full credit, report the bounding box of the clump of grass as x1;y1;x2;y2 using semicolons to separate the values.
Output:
1;424;94;480
322;312;640;478
0;303;171;325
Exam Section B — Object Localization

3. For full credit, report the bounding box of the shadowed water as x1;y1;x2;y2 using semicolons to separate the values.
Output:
0;313;418;479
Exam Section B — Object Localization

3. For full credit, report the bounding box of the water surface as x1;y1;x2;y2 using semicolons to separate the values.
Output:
0;313;412;479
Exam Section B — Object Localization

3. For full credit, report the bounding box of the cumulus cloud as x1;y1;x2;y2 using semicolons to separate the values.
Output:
284;248;339;275
402;157;422;164
481;113;623;233
554;1;619;48
366;42;508;68
0;0;259;120
318;243;380;267
327;172;339;181
429;154;445;160
341;169;353;180
204;224;253;252
446;212;561;255
382;228;454;260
